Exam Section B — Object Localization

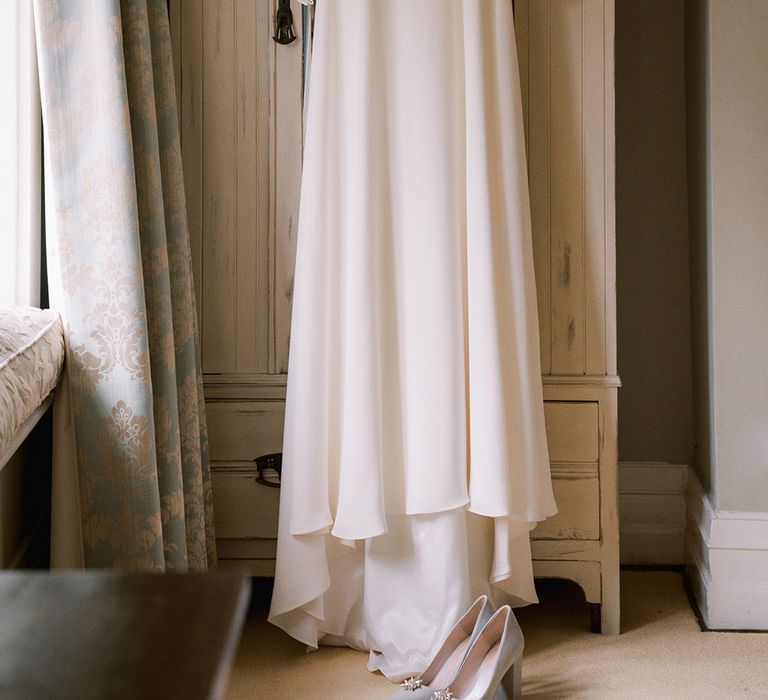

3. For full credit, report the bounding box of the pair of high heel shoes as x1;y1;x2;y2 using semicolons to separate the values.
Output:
390;596;523;700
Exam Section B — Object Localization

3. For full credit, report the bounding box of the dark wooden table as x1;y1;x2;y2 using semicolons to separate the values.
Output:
0;571;250;700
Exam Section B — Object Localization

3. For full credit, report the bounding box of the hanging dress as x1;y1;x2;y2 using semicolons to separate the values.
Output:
268;0;557;681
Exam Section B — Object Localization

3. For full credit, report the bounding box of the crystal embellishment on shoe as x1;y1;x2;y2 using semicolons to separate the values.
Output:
430;690;453;700
401;678;423;691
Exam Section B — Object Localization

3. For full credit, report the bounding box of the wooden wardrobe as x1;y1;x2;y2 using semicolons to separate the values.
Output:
171;0;620;634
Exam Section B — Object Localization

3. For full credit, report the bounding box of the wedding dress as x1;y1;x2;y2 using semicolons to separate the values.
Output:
268;0;557;680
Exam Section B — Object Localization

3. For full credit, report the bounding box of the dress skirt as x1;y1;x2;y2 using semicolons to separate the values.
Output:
268;0;557;680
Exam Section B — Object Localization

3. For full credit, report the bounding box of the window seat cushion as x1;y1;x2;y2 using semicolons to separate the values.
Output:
0;306;64;460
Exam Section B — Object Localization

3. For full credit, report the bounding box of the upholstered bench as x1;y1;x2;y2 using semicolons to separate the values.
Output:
0;306;63;470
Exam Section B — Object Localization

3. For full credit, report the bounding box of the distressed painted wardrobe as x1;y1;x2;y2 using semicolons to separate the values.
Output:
170;0;620;634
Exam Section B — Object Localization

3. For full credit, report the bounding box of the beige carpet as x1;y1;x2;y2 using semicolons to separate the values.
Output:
225;571;768;699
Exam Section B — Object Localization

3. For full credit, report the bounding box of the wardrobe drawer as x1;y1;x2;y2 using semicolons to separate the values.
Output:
206;401;285;462
211;467;280;539
217;540;277;577
217;538;277;562
531;469;600;540
544;401;599;463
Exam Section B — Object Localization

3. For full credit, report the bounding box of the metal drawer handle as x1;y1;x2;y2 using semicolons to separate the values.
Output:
253;453;282;488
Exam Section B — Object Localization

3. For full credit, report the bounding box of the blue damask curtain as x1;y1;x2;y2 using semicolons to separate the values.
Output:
34;0;216;570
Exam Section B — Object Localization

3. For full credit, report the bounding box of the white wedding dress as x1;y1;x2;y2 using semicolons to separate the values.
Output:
268;0;557;681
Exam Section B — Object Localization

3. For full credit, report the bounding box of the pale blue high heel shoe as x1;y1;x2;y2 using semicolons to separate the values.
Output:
427;606;524;700
390;596;495;699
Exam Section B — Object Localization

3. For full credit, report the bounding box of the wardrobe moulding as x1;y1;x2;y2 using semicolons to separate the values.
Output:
171;0;620;634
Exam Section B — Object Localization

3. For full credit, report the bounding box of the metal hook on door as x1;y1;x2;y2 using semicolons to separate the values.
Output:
273;0;297;45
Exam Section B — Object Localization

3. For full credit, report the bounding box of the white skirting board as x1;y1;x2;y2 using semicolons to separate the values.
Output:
619;462;688;565
686;472;768;630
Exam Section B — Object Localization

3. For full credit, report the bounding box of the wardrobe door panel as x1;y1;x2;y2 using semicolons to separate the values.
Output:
522;0;552;374
583;0;608;375
235;0;271;372
517;0;616;378
202;0;238;373
549;0;586;375
172;0;301;376
272;19;304;375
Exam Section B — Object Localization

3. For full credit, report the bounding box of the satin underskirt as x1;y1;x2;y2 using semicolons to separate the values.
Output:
269;508;538;681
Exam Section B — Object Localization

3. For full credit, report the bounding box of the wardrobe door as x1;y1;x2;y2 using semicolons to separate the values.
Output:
170;0;301;374
170;0;303;573
516;0;616;377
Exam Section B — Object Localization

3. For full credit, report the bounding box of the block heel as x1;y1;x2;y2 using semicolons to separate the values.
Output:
494;659;523;700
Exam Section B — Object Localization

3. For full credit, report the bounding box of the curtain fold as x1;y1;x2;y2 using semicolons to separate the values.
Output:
34;0;215;570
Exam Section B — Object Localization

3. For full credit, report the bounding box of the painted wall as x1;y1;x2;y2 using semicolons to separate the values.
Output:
707;1;768;513
616;0;693;465
685;0;768;513
685;0;714;497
